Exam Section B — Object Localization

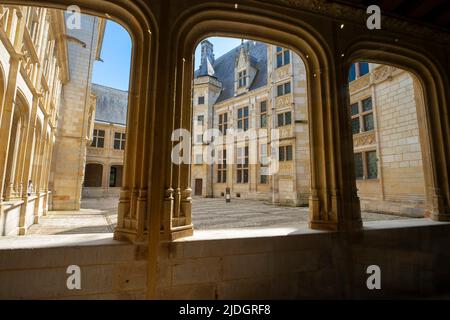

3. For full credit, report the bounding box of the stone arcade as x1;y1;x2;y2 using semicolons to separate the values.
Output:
0;0;449;300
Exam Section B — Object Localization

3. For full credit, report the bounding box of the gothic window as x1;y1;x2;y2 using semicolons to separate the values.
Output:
238;70;247;88
114;132;126;150
198;96;205;104
260;101;268;128
218;112;228;135
276;46;290;68
351;97;374;134
237;107;249;131
279;145;293;161
354;150;378;180
277;111;292;127
217;149;227;183
237;146;249;183
277;82;291;96
91;129;105;148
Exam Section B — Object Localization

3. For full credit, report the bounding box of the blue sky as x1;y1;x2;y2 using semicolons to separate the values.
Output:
92;20;132;91
92;27;243;90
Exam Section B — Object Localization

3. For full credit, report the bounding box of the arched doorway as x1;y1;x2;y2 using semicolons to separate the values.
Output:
84;163;103;188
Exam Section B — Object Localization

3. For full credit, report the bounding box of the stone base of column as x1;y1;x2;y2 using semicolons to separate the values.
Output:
113;228;146;243
430;213;450;222
309;220;339;231
18;226;27;235
160;224;194;241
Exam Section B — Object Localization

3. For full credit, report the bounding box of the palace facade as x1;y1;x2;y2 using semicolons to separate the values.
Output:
192;40;425;215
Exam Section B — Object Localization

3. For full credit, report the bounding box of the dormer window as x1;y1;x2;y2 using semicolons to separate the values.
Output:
276;46;290;68
238;70;247;88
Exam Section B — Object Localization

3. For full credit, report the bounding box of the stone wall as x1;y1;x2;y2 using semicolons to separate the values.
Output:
156;220;450;299
352;67;426;216
50;15;104;210
0;238;147;299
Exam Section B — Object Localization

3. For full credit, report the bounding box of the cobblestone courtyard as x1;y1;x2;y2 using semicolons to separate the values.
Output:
24;196;416;235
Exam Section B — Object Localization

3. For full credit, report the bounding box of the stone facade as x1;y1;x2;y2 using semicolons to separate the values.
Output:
191;40;310;206
192;41;425;214
82;84;128;198
349;64;426;216
0;5;104;236
49;13;105;210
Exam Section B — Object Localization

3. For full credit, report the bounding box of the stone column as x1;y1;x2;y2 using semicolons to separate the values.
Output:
0;53;22;202
308;54;362;231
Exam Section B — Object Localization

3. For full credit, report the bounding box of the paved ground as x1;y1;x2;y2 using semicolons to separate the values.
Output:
25;196;415;235
191;197;411;229
27;198;117;235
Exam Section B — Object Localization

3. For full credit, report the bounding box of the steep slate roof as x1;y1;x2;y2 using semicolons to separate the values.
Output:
91;84;128;125
195;40;268;103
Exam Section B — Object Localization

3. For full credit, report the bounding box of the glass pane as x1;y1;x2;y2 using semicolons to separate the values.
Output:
217;171;221;182
238;108;242;118
223;173;226;183
244;118;249;131
364;113;374;131
352;118;360;134
276;54;283;68
286;145;293;161
285;112;292;125
284;50;290;65
362;97;372;112
279;147;285;161
367;151;378;179
238;120;242;129
277;85;283;96
284;82;291;94
224;113;228;122
261;114;267;128
354;153;363;179
260;101;267;112
351;103;359;116
278;113;284;127
98;137;104;148
121;141;125;150
237;171;241;183
244;107;249;117
243;169;248;183
359;62;369;76
114;140;121;149
99;130;105;137
276;46;282;52
348;63;356;82
115;132;120;139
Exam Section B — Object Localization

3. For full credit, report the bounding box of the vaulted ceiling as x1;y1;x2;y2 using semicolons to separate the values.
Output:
332;0;450;31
